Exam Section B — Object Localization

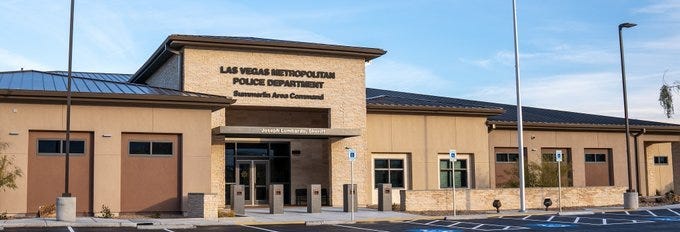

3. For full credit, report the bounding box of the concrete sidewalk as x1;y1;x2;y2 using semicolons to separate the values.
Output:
2;204;679;229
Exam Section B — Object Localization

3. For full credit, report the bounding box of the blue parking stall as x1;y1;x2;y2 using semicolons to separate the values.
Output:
603;208;680;217
499;214;654;226
403;219;528;231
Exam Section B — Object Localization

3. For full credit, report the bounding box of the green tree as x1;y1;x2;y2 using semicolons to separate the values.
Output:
658;70;678;118
0;142;22;191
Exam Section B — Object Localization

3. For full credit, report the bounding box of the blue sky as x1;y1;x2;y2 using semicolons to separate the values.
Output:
1;0;679;123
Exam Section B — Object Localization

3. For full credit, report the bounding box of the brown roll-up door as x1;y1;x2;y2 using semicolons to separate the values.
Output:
121;133;181;213
27;131;93;215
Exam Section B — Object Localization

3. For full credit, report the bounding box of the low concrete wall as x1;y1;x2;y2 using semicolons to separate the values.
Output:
400;186;626;211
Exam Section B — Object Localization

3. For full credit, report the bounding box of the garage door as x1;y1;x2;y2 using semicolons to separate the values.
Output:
27;131;93;215
121;133;181;213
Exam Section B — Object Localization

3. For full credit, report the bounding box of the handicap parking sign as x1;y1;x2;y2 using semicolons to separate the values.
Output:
348;148;357;161
556;150;563;162
449;149;457;161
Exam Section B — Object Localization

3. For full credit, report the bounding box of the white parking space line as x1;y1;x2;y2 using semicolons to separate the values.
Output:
647;210;658;217
446;222;461;227
68;226;75;232
240;225;279;232
425;220;438;225
668;208;680;216
404;220;528;231
333;224;390;232
502;215;653;226
163;229;175;232
522;215;531;219
625;211;630;215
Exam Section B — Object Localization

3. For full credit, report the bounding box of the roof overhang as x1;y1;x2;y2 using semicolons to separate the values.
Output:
213;126;360;138
488;120;680;134
131;35;387;83
0;89;235;111
367;104;505;116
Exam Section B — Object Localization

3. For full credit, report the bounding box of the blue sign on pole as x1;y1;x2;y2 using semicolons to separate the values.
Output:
348;148;357;161
449;149;457;161
556;150;563;162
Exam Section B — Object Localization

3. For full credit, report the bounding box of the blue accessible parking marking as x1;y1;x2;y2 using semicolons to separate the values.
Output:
528;223;576;228
404;219;528;231
500;214;653;226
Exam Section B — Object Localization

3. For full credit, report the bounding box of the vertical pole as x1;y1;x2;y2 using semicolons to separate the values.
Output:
451;160;456;217
350;160;354;221
619;27;634;193
63;0;75;197
558;161;562;212
511;0;527;212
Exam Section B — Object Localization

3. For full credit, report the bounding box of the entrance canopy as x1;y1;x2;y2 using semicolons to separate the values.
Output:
213;126;360;138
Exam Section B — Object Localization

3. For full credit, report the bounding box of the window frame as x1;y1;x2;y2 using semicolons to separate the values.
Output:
495;153;519;163
654;156;669;165
36;138;86;156
373;158;405;189
439;157;470;189
128;140;175;157
585;153;607;163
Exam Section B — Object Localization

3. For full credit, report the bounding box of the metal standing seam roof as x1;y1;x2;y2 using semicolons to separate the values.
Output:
0;70;224;99
366;88;679;127
48;71;131;83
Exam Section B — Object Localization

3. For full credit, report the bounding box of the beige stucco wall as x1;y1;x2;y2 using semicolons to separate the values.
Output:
181;47;369;205
366;113;491;203
489;129;680;196
146;54;181;90
0;103;212;215
645;142;674;196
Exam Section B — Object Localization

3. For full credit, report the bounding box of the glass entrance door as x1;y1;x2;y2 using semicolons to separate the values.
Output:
236;160;269;205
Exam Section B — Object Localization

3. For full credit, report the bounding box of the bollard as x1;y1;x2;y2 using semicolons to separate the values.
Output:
230;185;245;215
307;184;321;213
269;184;284;214
343;184;358;212
377;183;392;211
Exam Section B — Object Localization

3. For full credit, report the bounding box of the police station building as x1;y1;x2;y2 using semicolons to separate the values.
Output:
1;35;680;216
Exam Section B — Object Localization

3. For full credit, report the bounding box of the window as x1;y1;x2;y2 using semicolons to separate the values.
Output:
37;139;85;155
585;153;607;163
374;159;404;188
496;153;519;163
129;141;173;156
654;156;669;165
440;159;468;188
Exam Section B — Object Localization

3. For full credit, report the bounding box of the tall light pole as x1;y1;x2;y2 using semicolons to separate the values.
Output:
618;22;638;210
57;0;77;222
511;0;527;212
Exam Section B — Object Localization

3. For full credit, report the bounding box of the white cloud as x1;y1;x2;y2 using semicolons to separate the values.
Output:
366;59;455;96
0;48;49;71
465;71;680;124
636;0;680;14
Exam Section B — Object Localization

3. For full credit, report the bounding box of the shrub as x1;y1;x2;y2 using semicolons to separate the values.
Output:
99;204;113;218
0;211;8;220
218;209;235;217
0;142;23;191
38;204;56;218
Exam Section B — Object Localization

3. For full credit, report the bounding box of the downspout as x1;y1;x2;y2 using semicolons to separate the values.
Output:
632;128;646;195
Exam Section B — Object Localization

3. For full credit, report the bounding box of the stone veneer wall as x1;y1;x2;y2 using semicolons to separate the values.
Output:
400;186;627;211
187;193;218;219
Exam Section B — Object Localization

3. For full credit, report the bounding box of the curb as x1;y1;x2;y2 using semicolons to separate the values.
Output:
305;220;356;226
137;224;196;230
558;211;595;216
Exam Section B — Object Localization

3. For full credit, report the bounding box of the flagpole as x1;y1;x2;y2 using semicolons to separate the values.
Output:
511;0;527;212
63;0;75;198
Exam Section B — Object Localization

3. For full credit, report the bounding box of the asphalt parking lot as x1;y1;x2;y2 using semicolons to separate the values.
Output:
5;208;680;231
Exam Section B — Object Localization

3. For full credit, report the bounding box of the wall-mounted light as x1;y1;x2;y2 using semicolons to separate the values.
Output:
9;131;19;135
292;150;301;156
102;134;112;138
